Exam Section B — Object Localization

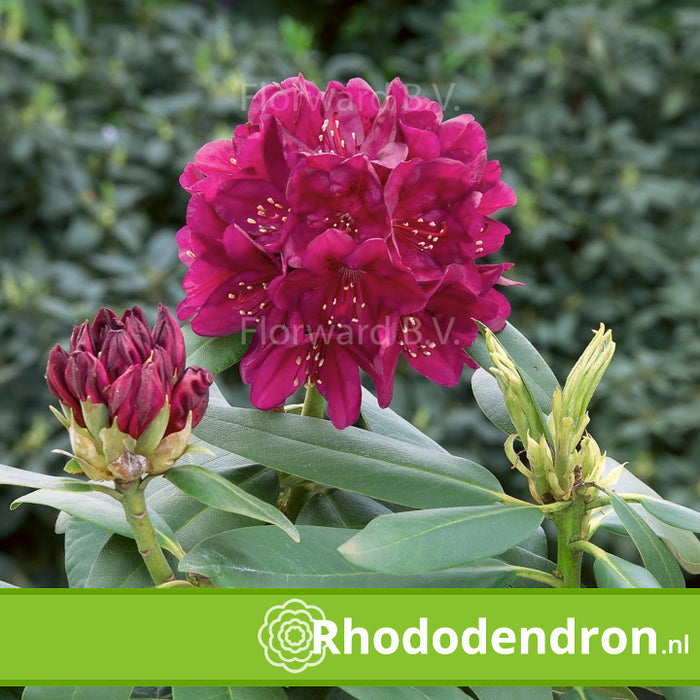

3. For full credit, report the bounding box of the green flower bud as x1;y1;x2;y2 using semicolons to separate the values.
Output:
561;324;615;434
485;329;545;444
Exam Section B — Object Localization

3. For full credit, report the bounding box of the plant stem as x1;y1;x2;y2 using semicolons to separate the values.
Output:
115;479;175;586
551;494;589;588
301;383;325;418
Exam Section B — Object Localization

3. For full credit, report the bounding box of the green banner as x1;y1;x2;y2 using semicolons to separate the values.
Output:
0;589;697;685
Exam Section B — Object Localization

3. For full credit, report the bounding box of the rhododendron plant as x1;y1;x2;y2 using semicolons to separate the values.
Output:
1;76;698;700
177;75;516;427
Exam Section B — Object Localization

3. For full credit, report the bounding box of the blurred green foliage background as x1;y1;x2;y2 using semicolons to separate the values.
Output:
1;0;698;586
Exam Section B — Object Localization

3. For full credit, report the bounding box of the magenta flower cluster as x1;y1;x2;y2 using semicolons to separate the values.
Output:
177;76;516;428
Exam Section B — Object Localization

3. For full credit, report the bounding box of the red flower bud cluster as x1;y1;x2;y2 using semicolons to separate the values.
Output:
46;305;213;481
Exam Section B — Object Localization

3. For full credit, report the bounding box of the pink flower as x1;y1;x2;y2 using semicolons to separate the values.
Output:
283;153;390;266
47;305;213;480
177;76;516;429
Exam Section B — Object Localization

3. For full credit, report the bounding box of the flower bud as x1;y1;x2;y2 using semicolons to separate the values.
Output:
561;324;615;433
121;306;153;362
70;321;95;354
167;366;212;433
105;363;168;440
46;305;214;482
152;303;186;378
46;345;81;420
100;328;146;380
484;328;545;444
486;324;614;504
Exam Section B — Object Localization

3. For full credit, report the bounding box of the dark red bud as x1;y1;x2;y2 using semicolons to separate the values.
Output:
99;328;144;381
149;348;176;395
90;307;119;349
70;321;95;354
121;306;153;361
152;304;186;378
46;345;82;420
167;366;214;433
106;364;168;439
65;352;109;405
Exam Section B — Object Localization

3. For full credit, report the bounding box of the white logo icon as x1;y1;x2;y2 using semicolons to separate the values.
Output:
258;598;328;673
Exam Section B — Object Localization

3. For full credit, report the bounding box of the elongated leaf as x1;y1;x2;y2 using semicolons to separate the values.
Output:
195;406;503;509
559;690;614;700
343;689;467;700
165;464;298;541
661;689;700;700
64;517;114;587
22;689;133;700
179;525;515;588
610;493;685;587
586;688;638;700
360;388;447;453
603;458;700;573
636;497;700;533
471;368;517;434
519;526;549;559
65;465;277;588
338;504;544;573
591;549;662;588
173;689;286;700
467;321;560;415
297;489;392;528
84;533;155;588
0;463;98;493
183;325;252;375
497;543;556;589
12;489;182;557
472;688;552;700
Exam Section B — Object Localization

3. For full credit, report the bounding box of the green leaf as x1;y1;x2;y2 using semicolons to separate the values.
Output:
603;458;700;573
518;526;549;559
0;463;99;493
497;538;557;589
195;406;504;509
22;689;133;700
82;533;156;588
343;689;468;700
64;518;155;588
359;388;448;453
467;321;560;416
183;325;252;375
165;464;298;542
338;504;544;573
172;688;286;700
610;492;685;587
586;688;639;700
558;690;615;700
297;489;392;528
64;517;114;587
0;689;22;700
179;525;515;588
65;464;277;588
636;497;700;533
471;368;517;434
660;689;700;700
591;549;662;588
472;688;552;700
12;489;182;557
